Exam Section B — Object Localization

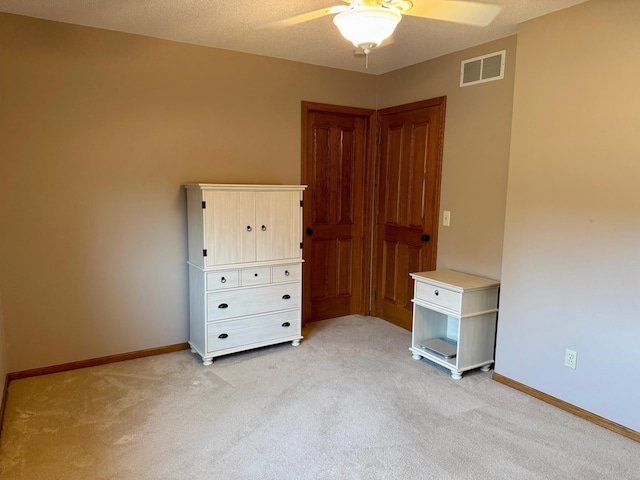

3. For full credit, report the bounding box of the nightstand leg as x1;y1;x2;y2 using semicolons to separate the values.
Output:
451;370;462;380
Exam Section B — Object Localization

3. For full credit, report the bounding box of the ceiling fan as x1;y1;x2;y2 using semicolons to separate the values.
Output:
261;0;502;55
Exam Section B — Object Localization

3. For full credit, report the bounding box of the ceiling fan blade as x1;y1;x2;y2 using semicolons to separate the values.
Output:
258;5;349;29
403;0;501;27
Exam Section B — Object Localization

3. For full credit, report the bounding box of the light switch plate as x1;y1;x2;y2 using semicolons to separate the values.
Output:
443;211;451;227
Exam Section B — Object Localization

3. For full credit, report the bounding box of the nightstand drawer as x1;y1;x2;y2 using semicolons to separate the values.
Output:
206;270;240;290
415;282;461;312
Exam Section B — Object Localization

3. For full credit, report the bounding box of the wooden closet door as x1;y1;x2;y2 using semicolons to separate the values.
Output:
301;103;373;323
373;97;446;330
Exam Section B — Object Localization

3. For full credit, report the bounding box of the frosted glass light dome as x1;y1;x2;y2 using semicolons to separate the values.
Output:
333;6;402;50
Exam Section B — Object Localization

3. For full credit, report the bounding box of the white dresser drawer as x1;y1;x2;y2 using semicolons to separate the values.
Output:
415;281;461;312
206;270;240;290
207;283;301;321
241;267;271;286
272;264;301;283
206;310;301;353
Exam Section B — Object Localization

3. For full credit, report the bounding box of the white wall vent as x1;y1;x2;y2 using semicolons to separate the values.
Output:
460;50;505;87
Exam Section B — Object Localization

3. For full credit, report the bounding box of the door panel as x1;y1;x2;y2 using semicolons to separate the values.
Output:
336;238;353;295
374;98;446;330
302;103;373;324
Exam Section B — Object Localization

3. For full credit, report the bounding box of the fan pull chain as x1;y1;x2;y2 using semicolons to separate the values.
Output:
364;47;371;70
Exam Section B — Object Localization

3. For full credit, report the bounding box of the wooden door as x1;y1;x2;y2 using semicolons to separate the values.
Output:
373;97;446;330
301;102;374;324
255;190;302;262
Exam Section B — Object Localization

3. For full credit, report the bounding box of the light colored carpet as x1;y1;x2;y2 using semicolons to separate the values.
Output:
0;315;638;479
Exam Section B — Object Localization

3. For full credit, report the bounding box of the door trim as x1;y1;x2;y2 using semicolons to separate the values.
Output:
301;102;376;320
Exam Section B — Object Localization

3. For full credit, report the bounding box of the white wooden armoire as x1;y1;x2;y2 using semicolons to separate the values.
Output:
184;184;306;365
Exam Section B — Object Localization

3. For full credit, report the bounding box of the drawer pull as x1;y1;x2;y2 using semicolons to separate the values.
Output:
218;303;229;309
281;322;291;328
434;290;439;296
246;225;252;232
218;333;228;339
282;294;291;300
254;273;258;277
221;277;226;284
285;270;290;276
261;225;267;231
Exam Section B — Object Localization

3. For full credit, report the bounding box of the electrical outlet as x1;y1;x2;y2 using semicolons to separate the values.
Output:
564;349;577;369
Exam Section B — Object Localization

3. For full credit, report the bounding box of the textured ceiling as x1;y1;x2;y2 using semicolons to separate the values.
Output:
0;0;589;75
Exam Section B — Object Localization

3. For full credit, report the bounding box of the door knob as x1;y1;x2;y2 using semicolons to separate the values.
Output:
420;234;431;242
306;227;314;236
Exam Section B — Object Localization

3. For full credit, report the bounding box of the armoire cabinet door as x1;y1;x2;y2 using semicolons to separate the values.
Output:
204;190;256;266
256;191;302;262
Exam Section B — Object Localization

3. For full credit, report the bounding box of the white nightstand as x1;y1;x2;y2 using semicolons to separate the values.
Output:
410;270;500;379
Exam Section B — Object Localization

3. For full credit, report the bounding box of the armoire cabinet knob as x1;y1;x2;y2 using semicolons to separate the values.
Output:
285;270;290;276
221;277;226;283
246;225;252;232
261;225;267;231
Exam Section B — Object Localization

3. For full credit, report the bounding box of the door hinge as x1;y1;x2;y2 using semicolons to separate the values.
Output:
300;200;304;207
300;242;303;249
201;201;206;209
374;291;377;301
203;249;208;257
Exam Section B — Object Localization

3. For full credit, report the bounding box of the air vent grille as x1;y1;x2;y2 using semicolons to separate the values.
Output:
460;50;505;87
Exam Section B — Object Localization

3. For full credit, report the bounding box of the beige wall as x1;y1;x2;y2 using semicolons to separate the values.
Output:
496;0;640;431
0;13;378;372
378;36;517;281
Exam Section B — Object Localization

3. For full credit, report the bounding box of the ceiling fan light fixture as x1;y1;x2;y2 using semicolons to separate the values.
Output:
333;6;401;50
